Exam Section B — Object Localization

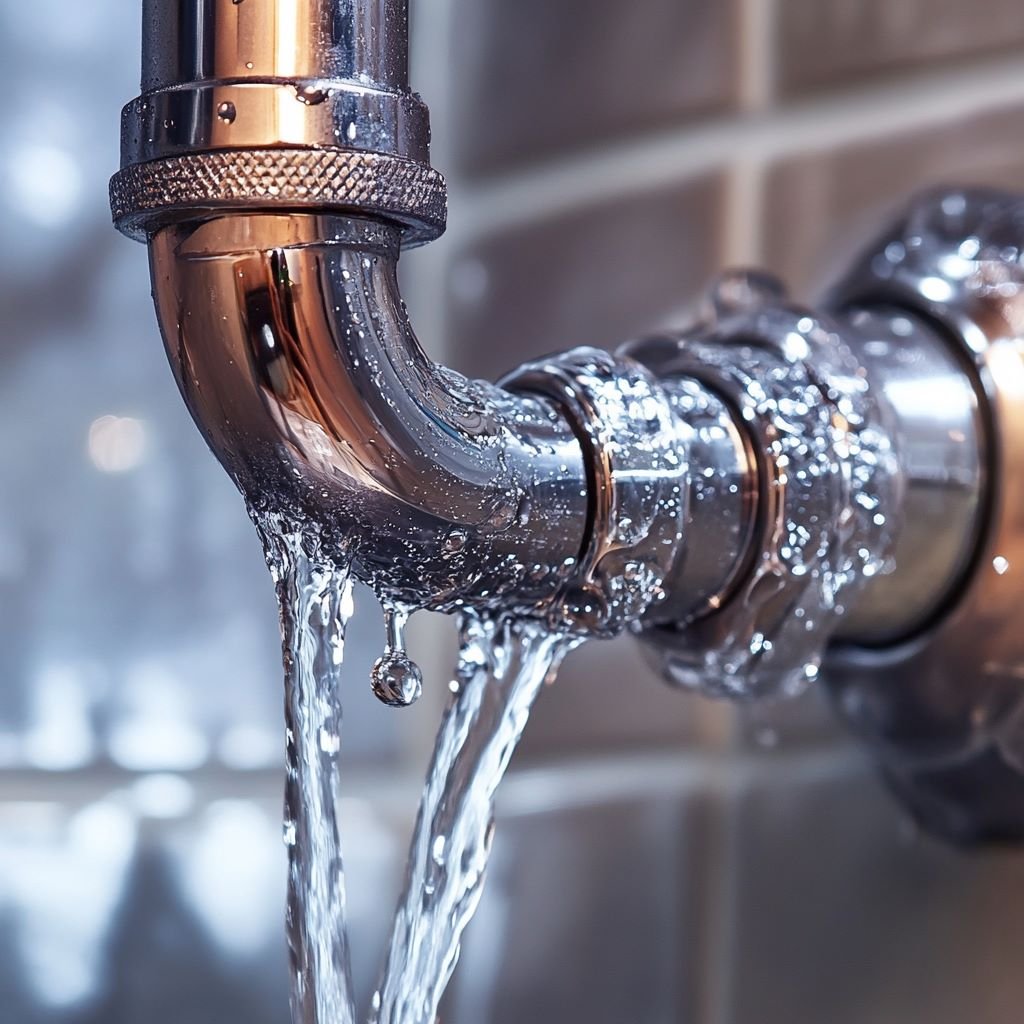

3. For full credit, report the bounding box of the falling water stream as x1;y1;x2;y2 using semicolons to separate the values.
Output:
256;518;359;1024
254;514;579;1024
370;615;578;1024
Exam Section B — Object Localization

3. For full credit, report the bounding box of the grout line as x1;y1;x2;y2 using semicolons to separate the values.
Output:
723;0;772;270
737;0;777;112
0;743;871;812
441;53;1024;246
402;0;460;363
723;158;764;267
700;774;741;1024
695;775;741;1024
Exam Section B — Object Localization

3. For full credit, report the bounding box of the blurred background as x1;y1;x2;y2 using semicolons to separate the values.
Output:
3;1;1024;1022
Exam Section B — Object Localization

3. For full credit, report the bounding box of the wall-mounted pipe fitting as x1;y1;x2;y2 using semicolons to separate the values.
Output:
824;189;1024;842
627;275;904;699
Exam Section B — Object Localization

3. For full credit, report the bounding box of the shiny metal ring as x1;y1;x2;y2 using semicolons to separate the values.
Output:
120;81;432;167
504;348;688;638
110;148;447;245
643;292;900;699
823;188;1024;841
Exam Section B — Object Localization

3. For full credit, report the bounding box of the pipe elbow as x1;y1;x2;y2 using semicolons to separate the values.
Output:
148;212;591;612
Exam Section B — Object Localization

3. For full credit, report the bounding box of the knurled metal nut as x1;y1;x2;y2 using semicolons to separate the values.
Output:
109;148;447;246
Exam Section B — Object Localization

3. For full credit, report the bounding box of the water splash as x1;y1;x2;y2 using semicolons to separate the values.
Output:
369;614;579;1024
254;515;358;1024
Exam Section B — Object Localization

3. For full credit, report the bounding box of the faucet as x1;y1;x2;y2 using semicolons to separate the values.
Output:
112;0;1024;843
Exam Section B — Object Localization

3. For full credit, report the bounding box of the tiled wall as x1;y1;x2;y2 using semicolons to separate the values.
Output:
2;2;1024;1023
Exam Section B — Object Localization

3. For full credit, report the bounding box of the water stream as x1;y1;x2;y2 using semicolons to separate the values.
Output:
256;518;358;1024
255;511;579;1024
370;615;579;1024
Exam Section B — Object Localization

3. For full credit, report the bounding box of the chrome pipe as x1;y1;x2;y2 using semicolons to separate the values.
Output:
118;0;755;628
114;0;444;244
141;0;411;94
148;212;591;612
148;212;752;624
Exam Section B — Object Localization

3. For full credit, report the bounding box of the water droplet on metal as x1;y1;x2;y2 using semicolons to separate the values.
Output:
442;528;468;558
296;85;330;105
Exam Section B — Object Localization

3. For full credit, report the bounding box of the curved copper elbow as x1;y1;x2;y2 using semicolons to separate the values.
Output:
149;213;591;612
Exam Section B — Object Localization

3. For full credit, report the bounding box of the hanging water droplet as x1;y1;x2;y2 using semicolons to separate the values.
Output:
560;585;610;633
371;601;423;707
372;651;423;707
217;100;236;124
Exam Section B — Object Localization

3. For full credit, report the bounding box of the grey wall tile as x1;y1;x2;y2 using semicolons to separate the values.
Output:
727;760;1024;1024
447;173;727;382
0;792;290;1023
735;684;849;753
518;636;733;761
776;0;1024;97
762;102;1024;298
448;788;709;1024
448;0;739;176
0;781;711;1024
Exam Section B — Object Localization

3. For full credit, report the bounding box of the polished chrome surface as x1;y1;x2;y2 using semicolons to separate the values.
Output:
121;82;432;166
150;213;588;613
113;0;443;244
506;349;702;636
133;0;422;161
643;369;757;625
141;0;411;92
629;273;903;698
831;304;985;645
823;188;1024;842
616;340;758;627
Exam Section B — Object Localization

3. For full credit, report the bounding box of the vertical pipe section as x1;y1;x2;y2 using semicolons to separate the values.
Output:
141;0;410;91
115;0;443;244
